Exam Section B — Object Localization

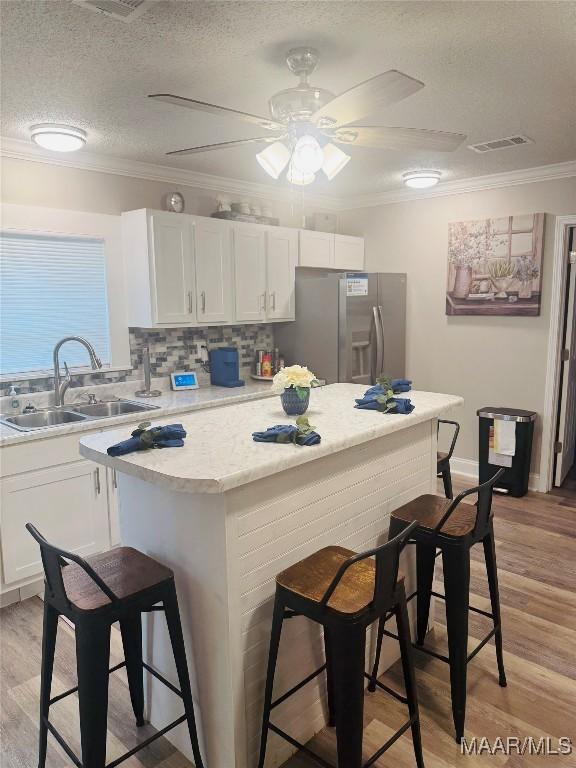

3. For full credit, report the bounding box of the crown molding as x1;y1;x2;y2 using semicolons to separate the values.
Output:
2;136;574;212
342;160;576;209
0;136;341;212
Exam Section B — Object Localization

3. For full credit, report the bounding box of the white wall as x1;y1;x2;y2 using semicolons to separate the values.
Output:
340;177;576;476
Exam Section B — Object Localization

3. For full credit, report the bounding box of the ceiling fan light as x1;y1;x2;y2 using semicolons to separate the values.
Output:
321;143;351;180
292;134;324;174
30;123;86;152
256;141;291;179
402;170;442;189
286;160;315;186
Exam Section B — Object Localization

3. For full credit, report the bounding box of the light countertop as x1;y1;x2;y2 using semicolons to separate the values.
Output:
0;380;275;447
79;384;463;494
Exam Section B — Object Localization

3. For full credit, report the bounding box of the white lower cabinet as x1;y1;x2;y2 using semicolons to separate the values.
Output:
0;460;109;585
107;467;121;548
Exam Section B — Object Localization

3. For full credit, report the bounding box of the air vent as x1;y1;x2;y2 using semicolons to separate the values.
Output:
71;0;152;22
468;135;533;153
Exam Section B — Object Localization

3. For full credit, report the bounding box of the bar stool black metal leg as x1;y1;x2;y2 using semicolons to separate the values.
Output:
163;584;205;768
323;627;336;726
119;613;145;726
76;620;111;768
38;596;59;768
442;546;470;743
396;587;425;768
331;624;366;768
258;595;285;768
441;466;453;499
367;612;386;693
483;522;507;687
416;542;436;646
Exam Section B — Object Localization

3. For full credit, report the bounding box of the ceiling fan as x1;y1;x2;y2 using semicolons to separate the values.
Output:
149;47;466;186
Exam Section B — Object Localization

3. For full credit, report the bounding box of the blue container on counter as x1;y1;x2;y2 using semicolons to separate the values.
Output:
209;347;245;388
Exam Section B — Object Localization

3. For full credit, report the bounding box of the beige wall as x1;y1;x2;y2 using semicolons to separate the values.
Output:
340;177;576;475
0;156;307;227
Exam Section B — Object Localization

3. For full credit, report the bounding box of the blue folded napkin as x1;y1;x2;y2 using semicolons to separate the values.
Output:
364;379;412;397
355;395;414;414
107;423;187;457
252;424;321;446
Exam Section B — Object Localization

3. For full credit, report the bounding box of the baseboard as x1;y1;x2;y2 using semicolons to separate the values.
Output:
450;456;540;492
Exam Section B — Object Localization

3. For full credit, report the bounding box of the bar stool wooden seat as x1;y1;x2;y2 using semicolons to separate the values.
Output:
437;419;460;499
258;522;425;768
370;468;507;744
26;524;205;768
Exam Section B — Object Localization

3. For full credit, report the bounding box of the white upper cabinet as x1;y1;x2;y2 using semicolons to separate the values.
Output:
334;234;365;271
233;224;267;322
299;229;365;270
299;229;334;268
192;217;233;325
150;212;196;324
266;227;298;321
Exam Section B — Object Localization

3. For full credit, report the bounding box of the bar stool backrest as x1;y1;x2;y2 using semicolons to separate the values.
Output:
437;419;460;461
320;520;418;616
26;523;119;612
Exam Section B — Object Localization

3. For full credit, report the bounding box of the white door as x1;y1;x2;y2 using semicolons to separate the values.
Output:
233;224;267;322
266;228;298;320
1;461;109;584
334;234;365;271
150;212;195;324
555;252;576;485
299;230;334;268
193;218;233;324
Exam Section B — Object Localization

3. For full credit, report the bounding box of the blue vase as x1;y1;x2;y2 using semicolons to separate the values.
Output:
281;387;310;416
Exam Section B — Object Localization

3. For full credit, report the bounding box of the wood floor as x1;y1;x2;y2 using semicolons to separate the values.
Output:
1;478;575;768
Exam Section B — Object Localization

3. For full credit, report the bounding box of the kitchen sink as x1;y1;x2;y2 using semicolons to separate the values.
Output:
1;409;88;431
69;400;160;418
1;399;160;432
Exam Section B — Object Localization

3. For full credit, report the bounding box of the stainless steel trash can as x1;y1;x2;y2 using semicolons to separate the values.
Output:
477;407;537;497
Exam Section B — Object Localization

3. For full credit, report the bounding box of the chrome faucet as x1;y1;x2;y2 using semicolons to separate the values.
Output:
52;336;102;407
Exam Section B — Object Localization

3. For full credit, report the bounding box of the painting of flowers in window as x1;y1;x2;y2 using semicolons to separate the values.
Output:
446;213;544;316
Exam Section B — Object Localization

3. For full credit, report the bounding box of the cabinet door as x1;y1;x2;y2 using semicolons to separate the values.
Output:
150;212;195;324
299;229;334;268
334;234;365;271
107;468;121;547
233;224;267;322
1;461;109;584
266;228;298;320
193;218;233;324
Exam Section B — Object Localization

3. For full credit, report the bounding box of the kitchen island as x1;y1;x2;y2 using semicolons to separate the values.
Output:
79;383;462;768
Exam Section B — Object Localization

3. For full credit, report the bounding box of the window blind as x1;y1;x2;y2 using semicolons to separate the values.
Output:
0;232;111;375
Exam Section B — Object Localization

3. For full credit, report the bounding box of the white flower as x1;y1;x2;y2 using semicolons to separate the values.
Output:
272;364;317;393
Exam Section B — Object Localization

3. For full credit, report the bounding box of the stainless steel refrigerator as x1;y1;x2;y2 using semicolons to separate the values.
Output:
275;272;406;385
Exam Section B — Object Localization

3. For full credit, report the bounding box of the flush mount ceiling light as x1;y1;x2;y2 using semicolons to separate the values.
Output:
30;124;87;152
402;169;442;189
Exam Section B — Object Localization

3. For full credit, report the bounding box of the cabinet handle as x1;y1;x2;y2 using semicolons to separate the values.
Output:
112;469;117;489
201;291;206;313
261;293;267;311
188;291;193;314
94;468;101;496
270;292;276;310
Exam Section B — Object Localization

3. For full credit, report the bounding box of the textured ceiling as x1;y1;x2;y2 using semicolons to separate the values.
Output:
1;0;575;197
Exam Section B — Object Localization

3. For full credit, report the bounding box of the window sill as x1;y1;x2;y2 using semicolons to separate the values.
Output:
0;365;134;383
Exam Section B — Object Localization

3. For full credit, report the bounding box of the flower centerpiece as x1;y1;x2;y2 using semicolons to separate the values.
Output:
272;364;319;416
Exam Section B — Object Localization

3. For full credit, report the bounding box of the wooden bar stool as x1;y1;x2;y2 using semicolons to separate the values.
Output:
370;468;507;743
437;420;460;499
258;521;425;768
26;524;205;768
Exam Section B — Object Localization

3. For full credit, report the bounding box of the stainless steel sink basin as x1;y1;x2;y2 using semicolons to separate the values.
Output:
1;409;88;431
70;400;160;418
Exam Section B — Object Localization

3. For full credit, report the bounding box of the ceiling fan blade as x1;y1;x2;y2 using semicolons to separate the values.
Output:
166;136;281;156
313;70;425;128
149;94;283;130
333;125;466;152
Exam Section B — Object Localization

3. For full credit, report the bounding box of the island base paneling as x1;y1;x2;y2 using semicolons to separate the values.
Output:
114;419;437;768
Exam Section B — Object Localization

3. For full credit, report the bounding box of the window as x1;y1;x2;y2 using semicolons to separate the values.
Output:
0;232;111;376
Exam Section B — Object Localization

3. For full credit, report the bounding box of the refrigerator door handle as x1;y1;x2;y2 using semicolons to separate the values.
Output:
371;306;384;383
378;305;386;377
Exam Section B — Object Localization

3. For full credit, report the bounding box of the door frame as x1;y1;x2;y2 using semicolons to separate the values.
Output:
540;215;576;492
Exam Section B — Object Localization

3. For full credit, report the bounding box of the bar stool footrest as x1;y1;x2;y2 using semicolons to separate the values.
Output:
363;672;408;704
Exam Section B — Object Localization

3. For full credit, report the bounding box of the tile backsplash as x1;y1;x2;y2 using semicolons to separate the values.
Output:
2;324;275;395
